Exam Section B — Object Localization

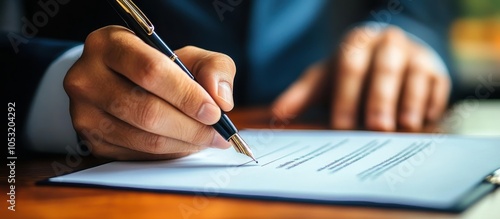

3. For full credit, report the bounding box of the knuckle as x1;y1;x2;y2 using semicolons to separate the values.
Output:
336;56;368;79
84;26;119;51
342;27;367;44
375;61;401;76
382;26;407;44
136;57;165;89
136;98;163;131
84;30;104;51
88;26;132;66
92;25;128;42
338;62;367;78
193;52;236;77
176;45;200;59
340;26;378;52
63;65;87;98
211;53;236;71
409;55;428;69
336;51;370;77
176;84;202;116
72;116;90;134
181;45;198;52
190;53;210;74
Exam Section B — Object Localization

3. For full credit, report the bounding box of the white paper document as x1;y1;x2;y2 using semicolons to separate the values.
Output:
48;130;500;211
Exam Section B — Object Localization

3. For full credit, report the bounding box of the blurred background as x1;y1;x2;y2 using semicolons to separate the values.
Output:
1;0;499;135
445;0;500;135
451;0;500;97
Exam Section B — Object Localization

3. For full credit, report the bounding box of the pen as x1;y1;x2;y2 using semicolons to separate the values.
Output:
106;0;257;163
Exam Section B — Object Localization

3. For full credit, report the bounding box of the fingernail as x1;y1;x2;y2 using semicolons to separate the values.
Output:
197;103;220;124
218;81;234;106
211;134;231;149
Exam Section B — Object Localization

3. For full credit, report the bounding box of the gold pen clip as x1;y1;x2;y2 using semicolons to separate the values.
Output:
116;0;154;35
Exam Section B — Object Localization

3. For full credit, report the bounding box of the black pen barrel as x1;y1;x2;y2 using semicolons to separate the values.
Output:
212;113;238;140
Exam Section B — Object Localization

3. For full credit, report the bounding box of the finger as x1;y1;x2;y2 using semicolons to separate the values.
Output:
68;68;231;150
101;77;231;148
71;103;216;160
101;111;231;153
100;26;221;125
271;62;328;121
331;28;375;129
426;74;451;123
365;28;408;131
91;140;195;161
176;46;236;112
67;102;159;160
398;68;430;131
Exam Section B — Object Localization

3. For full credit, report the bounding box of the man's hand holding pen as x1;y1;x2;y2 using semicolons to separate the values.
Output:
64;26;235;160
64;0;451;161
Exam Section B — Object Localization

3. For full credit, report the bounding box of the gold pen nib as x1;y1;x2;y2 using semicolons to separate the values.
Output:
229;133;258;163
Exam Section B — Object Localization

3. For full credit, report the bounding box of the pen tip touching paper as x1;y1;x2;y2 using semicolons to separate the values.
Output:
229;133;258;163
251;154;258;164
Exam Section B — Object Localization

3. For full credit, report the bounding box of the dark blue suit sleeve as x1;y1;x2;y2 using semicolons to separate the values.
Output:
2;32;79;151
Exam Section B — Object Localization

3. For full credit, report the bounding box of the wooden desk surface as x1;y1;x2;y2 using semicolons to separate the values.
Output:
2;107;499;219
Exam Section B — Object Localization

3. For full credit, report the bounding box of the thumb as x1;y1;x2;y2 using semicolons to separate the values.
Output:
271;61;329;121
175;46;236;112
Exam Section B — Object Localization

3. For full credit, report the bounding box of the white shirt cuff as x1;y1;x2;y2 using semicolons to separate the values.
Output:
26;45;84;153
